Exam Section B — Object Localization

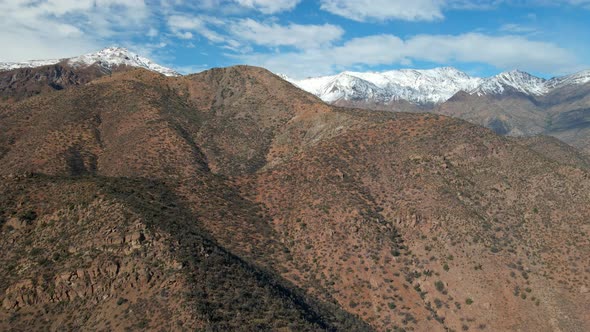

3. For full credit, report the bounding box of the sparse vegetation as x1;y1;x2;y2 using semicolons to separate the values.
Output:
435;280;445;292
0;62;589;331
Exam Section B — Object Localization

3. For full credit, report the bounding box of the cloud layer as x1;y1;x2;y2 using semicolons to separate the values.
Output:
0;0;149;61
319;0;446;22
0;0;588;78
239;32;579;78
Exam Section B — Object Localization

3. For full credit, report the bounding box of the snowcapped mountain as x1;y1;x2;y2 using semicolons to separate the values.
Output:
286;68;590;105
470;70;548;96
545;69;590;89
0;59;61;71
292;73;389;103
0;47;180;77
289;67;483;105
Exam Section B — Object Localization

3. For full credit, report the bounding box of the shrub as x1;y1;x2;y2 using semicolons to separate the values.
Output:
19;210;37;223
434;280;445;292
434;298;443;309
465;298;474;305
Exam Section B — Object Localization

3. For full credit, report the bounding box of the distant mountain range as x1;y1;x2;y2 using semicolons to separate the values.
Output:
283;68;590;155
283;68;590;105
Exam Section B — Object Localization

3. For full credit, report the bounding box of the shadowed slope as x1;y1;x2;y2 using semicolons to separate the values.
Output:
0;174;371;331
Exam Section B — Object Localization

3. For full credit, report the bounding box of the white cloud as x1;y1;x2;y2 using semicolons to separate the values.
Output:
147;28;159;38
167;15;227;43
499;23;539;34
319;0;590;22
320;0;445;22
168;16;344;52
405;33;576;70
540;0;590;8
239;33;580;78
174;64;211;75
0;0;150;61
230;19;344;49
233;0;302;14
1;0;587;77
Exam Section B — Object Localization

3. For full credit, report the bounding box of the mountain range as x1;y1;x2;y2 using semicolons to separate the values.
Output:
1;48;589;331
284;68;590;105
283;68;590;155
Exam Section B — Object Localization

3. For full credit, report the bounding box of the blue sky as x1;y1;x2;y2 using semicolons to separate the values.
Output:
1;0;589;78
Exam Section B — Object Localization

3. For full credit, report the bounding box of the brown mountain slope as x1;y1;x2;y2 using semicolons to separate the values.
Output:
332;82;590;155
246;109;590;331
0;62;138;104
332;98;425;114
0;174;370;331
0;68;371;331
171;66;336;175
511;135;590;169
436;91;546;136
435;83;590;154
1;66;589;331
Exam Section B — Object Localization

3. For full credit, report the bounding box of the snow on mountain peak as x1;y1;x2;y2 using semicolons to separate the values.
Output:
67;47;180;76
545;69;590;89
0;47;180;77
470;70;548;96
287;67;590;105
0;59;61;71
291;67;483;105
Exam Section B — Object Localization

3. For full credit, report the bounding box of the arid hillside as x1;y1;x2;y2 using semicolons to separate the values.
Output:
0;66;588;331
332;82;590;156
0;62;138;103
437;83;590;155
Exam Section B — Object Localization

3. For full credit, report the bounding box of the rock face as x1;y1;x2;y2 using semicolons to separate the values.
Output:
0;47;179;103
0;63;111;102
0;64;589;331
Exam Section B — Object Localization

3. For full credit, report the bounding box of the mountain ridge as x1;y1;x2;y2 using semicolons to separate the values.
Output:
0;47;179;77
286;67;590;105
4;47;589;105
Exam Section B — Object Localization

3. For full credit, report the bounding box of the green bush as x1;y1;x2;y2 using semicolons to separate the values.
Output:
434;280;445;292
